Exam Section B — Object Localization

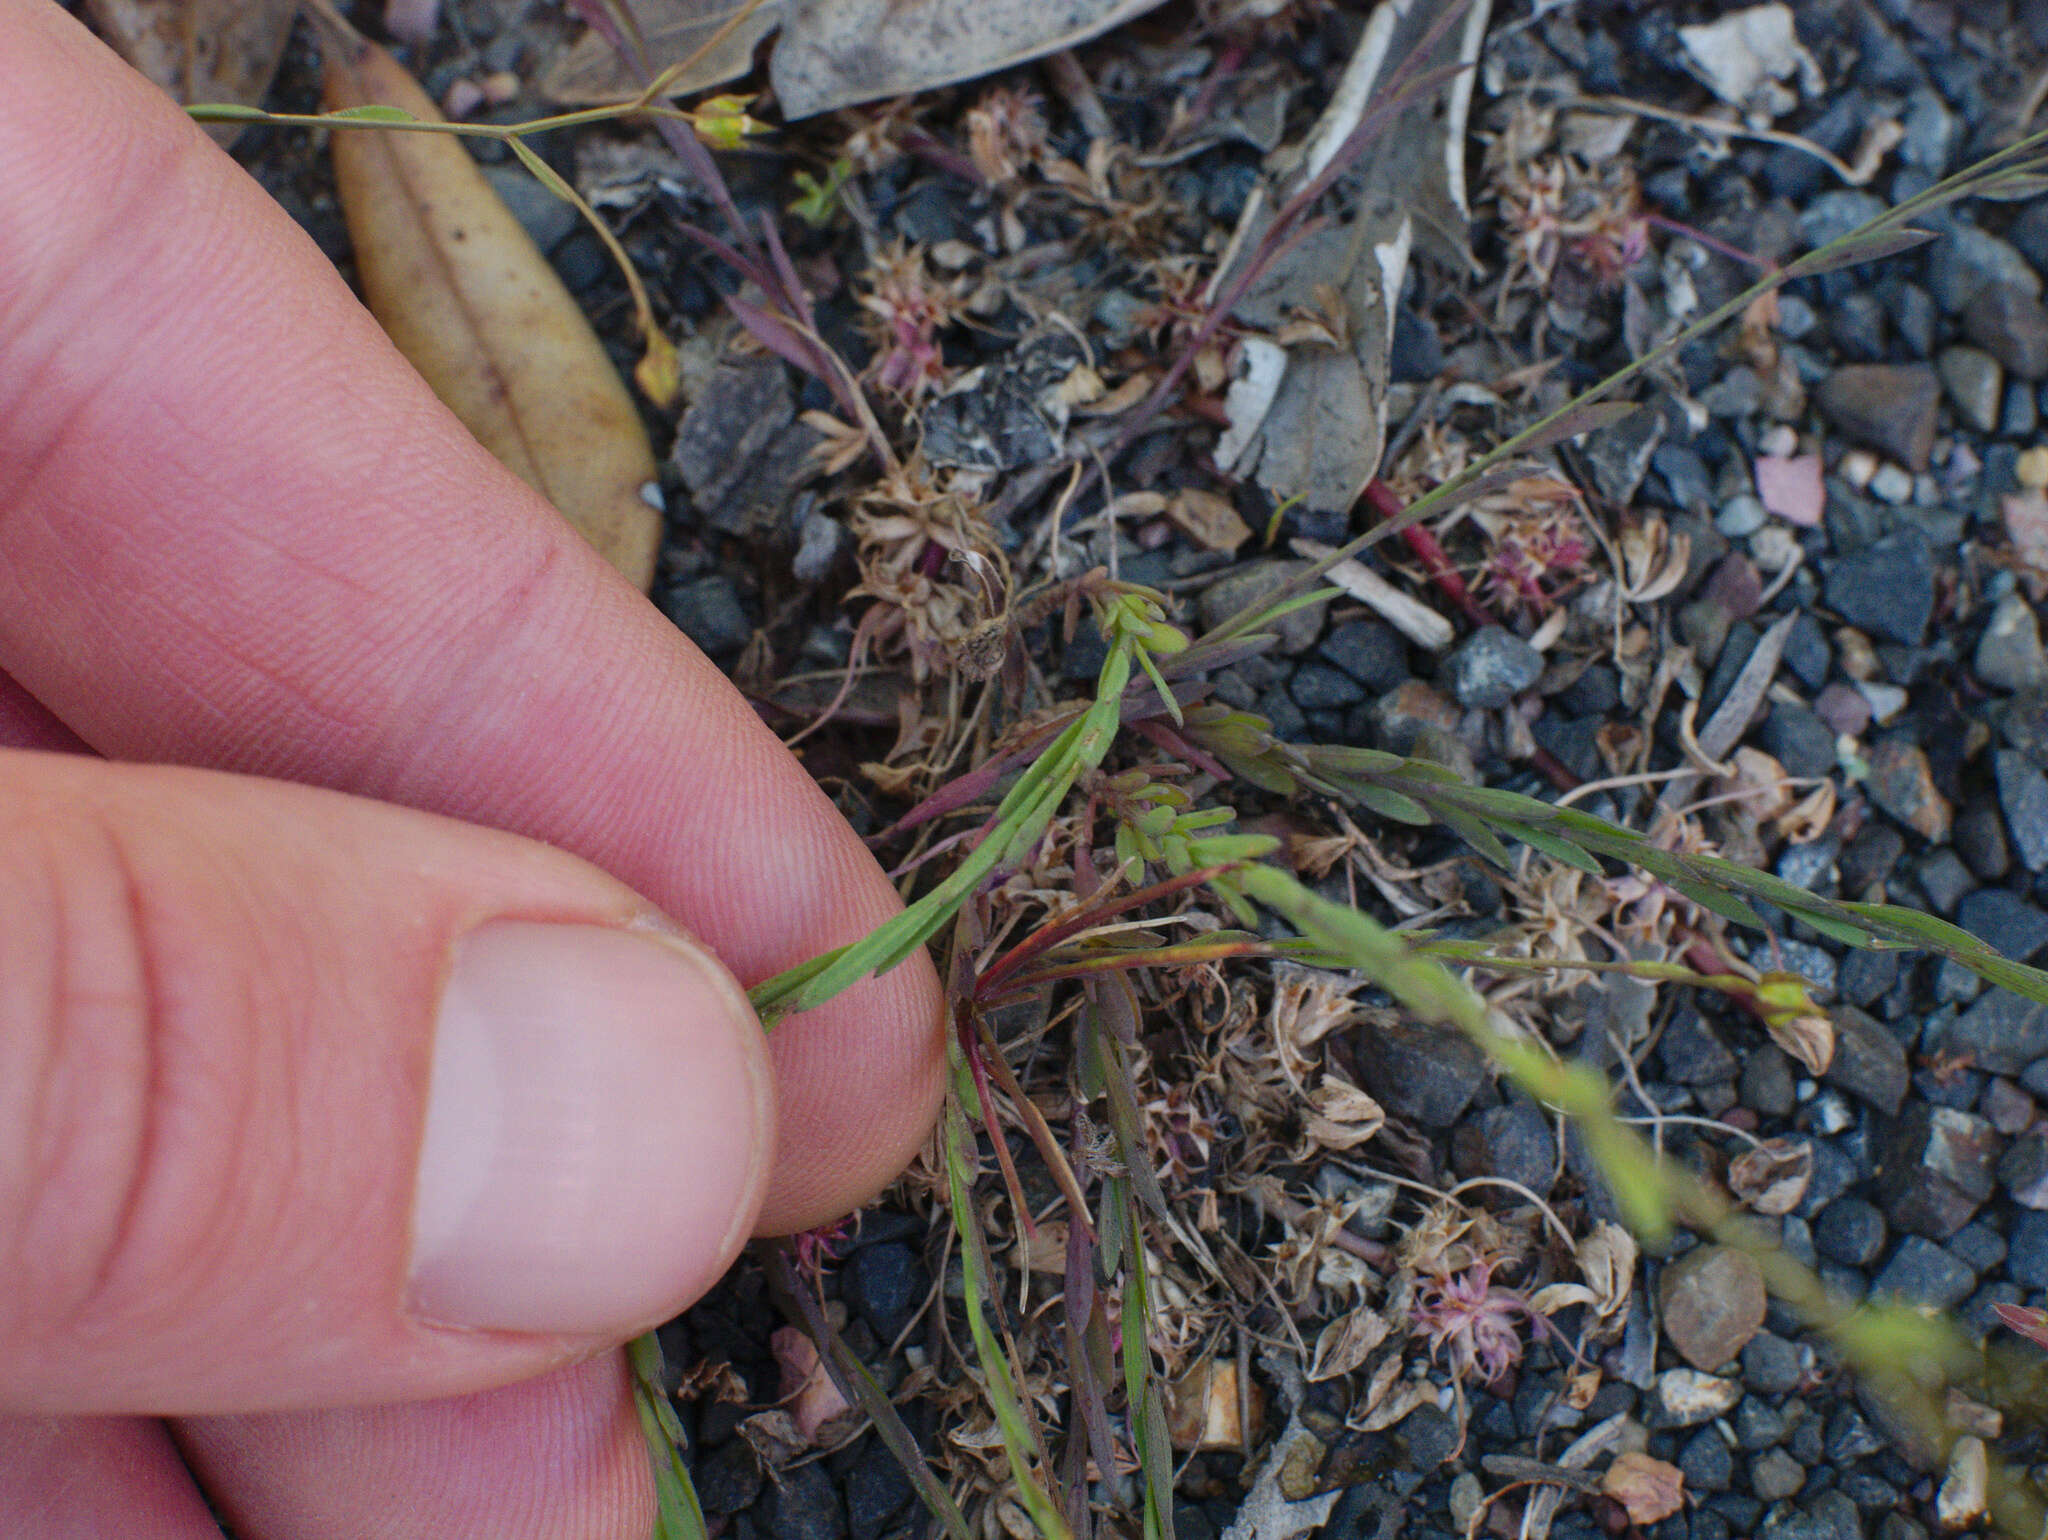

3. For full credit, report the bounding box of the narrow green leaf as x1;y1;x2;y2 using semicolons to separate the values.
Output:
1440;808;1512;870
1671;879;1763;929
186;102;269;120
1500;822;1603;875
1776;904;1880;950
1350;782;1433;825
327;102;420;123
1788;226;1935;277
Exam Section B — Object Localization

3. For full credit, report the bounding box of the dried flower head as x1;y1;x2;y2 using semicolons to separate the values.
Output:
1408;1258;1533;1387
964;85;1047;188
858;240;966;402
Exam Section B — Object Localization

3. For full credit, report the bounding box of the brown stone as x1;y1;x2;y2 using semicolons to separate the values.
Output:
1965;283;2048;380
1815;364;1940;470
1865;738;1952;843
1659;1245;1767;1371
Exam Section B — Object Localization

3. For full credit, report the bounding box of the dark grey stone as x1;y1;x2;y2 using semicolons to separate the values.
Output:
1659;1010;1739;1085
672;360;819;535
1583;403;1663;504
1948;1218;2006;1275
1442;628;1542;710
1197;560;1328;654
1826;1007;1909;1114
1823;530;1936;645
1876;1105;2003;1238
1741;1331;1805;1396
1935;987;2048;1074
1996;750;2048;871
1872;1236;1977;1309
847;1439;914;1540
1815;1198;1888;1268
1453;1102;1557;1196
759;1459;847;1540
1956;801;2013;880
1888;283;1938;358
660;574;752;657
1915;849;1976;915
1288;662;1367;711
1318;620;1409;694
1939;345;2005;434
1930;225;2041;314
1743;1045;1797;1119
2007;378;2041;439
1839;948;1902;1009
1354;1020;1486;1129
1751;1448;1808;1503
844;1242;926;1345
697;1441;764;1514
1999;1130;2048;1207
1759;704;1837;779
1680;1426;1734;1492
1958;888;2048;961
1782;613;1833;690
2008;1209;2048;1288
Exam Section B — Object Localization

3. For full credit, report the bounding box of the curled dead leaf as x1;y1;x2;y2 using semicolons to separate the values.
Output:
1167;489;1254;554
1303;1076;1385;1152
1755;972;1835;1075
1602;1451;1685;1526
1728;1136;1813;1216
323;31;662;588
1617;515;1690;604
1307;1306;1391;1382
1529;1221;1636;1338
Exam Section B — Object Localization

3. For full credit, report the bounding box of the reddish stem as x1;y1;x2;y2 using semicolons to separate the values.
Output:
1361;479;1493;630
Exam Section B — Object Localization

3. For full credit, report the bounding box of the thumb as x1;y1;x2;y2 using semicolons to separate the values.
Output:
0;748;774;1416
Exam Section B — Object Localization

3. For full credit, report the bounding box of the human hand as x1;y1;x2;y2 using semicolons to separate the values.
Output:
0;4;944;1534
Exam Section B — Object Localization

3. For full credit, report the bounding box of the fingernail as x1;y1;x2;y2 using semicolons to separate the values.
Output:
408;920;770;1334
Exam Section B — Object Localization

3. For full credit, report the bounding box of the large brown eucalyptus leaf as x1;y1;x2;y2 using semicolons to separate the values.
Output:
324;30;662;589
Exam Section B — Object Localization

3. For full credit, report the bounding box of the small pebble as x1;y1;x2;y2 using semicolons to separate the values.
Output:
1718;495;1768;537
1869;463;1915;504
1839;448;1879;490
2020;446;2048;490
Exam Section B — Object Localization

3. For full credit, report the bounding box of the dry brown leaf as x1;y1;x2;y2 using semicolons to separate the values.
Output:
544;0;1165;119
1530;1221;1636;1337
1167;489;1253;554
1728;1136;1813;1216
1303;1076;1385;1152
1761;1003;1843;1073
1307;1306;1390;1382
324;32;662;588
86;0;296;147
1602;1451;1685;1525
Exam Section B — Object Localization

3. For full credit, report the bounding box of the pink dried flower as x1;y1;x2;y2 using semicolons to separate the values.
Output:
1478;503;1592;615
793;1216;856;1285
1409;1259;1533;1387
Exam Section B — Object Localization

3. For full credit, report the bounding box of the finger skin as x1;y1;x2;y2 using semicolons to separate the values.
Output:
177;1356;652;1540
0;0;944;1237
0;1416;221;1539
0;748;771;1414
